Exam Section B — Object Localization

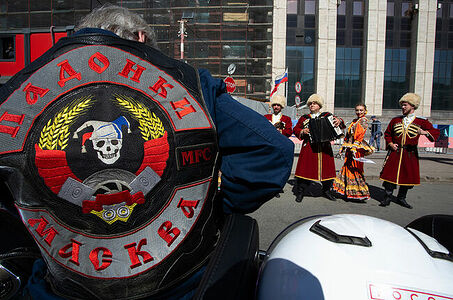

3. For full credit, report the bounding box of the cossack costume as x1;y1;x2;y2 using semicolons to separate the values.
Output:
380;115;438;185
380;94;439;186
379;93;439;209
293;94;344;201
264;94;293;137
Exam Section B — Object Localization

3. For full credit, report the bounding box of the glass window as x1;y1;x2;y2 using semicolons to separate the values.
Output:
387;3;394;16
337;15;346;29
6;0;28;12
450;4;453;18
305;15;315;28
287;0;297;14
400;32;411;47
1;36;15;60
305;0;315;15
286;46;315;106
304;29;315;45
30;13;51;28
351;48;361;59
338;1;346;15
304;46;314;58
337;30;345;45
401;18;411;31
53;12;75;26
335;47;362;107
432;50;453;110
53;0;73;10
287;14;297;28
352;30;363;46
6;13;28;28
383;49;411;109
31;0;51;11
353;1;363;16
437;4;443;18
401;2;410;17
353;16;363;29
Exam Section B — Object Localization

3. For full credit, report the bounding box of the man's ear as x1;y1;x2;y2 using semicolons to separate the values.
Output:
137;31;147;43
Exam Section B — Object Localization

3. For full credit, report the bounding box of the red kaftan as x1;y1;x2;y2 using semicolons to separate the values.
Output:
380;116;439;186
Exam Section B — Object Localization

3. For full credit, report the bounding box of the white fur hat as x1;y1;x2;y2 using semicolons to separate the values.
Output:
270;94;286;108
399;93;421;110
307;94;324;108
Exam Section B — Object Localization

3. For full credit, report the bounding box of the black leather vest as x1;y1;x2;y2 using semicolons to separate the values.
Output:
0;34;221;299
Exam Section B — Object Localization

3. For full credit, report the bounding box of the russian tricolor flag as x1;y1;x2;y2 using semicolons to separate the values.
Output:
270;69;288;97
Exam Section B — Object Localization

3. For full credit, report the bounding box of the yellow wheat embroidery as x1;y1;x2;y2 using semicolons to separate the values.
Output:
114;94;165;141
38;96;93;150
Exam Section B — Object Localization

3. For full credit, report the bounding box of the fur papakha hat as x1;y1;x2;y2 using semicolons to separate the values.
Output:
270;94;286;108
399;93;421;110
307;93;324;108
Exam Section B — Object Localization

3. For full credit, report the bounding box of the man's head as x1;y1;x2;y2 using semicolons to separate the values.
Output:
371;115;376;120
399;93;420;116
270;95;286;114
76;4;158;49
306;94;323;114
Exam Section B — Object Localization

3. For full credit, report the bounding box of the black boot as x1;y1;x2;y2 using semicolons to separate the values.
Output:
295;193;303;203
380;182;395;207
322;180;336;201
322;190;337;201
396;187;412;209
379;189;393;207
396;197;412;209
295;179;307;203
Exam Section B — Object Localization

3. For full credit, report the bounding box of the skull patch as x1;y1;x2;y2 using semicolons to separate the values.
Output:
74;116;131;164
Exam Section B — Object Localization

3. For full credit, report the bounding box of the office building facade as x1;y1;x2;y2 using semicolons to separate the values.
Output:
1;0;452;120
282;0;453;121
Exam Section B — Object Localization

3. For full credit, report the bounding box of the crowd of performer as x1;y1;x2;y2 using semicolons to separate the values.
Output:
265;92;439;209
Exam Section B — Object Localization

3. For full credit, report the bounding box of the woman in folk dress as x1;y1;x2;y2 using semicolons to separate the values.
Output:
333;103;374;201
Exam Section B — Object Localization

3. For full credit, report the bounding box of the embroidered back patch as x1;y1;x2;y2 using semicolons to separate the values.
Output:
0;45;219;280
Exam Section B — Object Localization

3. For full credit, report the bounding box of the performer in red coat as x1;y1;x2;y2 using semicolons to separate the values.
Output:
379;93;439;208
264;94;293;137
293;94;345;202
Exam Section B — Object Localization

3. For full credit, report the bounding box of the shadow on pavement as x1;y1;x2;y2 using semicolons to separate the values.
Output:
421;156;453;166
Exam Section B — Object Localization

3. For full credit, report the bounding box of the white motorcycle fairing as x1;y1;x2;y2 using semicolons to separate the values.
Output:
257;214;453;300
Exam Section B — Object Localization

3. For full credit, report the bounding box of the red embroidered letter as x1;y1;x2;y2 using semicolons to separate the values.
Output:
149;76;174;98
124;239;154;269
181;150;194;166
58;239;82;266
57;60;81;87
28;217;59;246
170;98;196;119
89;52;110;74
177;198;200;219
0;111;25;138
23;83;49;105
118;59;146;83
158;221;181;247
89;247;112;271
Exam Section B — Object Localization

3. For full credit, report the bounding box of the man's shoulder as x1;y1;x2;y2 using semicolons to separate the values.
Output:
391;115;404;121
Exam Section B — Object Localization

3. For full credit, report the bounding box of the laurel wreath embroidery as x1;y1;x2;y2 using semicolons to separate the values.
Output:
114;94;165;141
38;96;94;150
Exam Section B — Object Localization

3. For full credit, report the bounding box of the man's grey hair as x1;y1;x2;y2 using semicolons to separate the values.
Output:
76;4;158;49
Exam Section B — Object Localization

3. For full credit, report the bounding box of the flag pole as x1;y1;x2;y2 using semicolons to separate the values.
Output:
285;68;288;106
